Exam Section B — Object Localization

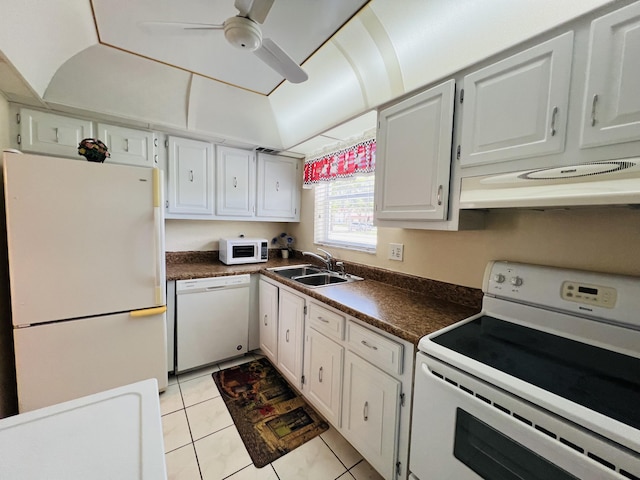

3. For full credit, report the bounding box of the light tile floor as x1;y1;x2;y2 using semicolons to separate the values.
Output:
159;353;384;480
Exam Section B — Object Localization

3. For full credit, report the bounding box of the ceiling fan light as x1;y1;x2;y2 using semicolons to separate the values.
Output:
224;16;262;51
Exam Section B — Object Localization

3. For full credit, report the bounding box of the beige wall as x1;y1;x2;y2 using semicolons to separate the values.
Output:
290;188;640;288
164;219;291;252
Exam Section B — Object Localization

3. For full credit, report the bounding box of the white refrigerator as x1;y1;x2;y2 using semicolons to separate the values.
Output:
3;152;168;413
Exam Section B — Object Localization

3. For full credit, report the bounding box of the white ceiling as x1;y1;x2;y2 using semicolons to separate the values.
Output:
92;0;369;95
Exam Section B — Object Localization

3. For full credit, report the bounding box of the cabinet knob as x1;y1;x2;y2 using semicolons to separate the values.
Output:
510;276;523;287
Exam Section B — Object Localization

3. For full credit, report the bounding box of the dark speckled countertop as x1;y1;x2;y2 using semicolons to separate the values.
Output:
166;251;482;346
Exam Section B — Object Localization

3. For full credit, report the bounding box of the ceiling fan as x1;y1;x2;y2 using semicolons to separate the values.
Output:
140;0;308;84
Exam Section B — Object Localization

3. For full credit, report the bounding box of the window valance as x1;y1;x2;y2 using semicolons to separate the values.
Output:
303;137;376;186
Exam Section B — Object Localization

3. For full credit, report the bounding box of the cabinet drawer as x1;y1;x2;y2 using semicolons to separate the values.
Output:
307;302;345;340
347;321;403;375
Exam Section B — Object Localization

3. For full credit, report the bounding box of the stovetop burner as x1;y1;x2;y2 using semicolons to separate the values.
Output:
431;315;640;430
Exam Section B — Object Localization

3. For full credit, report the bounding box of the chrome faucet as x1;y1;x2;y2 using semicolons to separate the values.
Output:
302;248;334;271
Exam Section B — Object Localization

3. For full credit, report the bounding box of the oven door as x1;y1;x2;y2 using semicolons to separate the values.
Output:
410;352;631;480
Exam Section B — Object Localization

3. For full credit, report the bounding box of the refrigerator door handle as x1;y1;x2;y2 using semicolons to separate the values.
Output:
153;169;166;306
130;306;167;318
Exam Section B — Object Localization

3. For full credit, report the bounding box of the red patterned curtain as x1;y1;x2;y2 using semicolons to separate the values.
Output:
304;138;376;185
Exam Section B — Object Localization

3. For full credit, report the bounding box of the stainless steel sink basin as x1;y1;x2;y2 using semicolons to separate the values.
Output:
294;273;349;286
267;265;363;288
268;265;323;279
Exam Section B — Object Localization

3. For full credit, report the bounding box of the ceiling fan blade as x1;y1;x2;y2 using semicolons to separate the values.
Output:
234;0;274;24
139;21;224;33
254;38;308;84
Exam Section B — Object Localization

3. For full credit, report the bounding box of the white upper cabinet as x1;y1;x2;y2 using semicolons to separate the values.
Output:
97;123;157;168
18;108;93;158
166;136;214;215
215;145;255;217
460;31;574;168
256;153;301;221
375;79;456;222
580;2;640;148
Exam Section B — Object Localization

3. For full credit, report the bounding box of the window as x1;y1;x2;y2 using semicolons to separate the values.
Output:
314;172;377;251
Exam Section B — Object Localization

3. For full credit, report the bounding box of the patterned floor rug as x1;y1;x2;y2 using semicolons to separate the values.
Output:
212;357;329;468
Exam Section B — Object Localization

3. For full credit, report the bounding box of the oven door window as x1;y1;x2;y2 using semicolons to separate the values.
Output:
454;408;578;480
232;245;256;258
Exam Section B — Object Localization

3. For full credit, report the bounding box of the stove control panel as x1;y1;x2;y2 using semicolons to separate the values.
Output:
561;281;617;309
482;261;640;328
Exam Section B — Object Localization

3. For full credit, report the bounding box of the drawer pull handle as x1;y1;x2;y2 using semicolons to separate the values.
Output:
263;314;268;326
550;106;558;136
189;170;194;182
361;340;378;350
286;329;290;342
318;316;330;323
319;366;323;383
591;94;598;127
363;401;369;421
233;176;238;188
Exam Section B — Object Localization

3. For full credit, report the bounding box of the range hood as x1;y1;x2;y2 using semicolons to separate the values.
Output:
459;158;640;209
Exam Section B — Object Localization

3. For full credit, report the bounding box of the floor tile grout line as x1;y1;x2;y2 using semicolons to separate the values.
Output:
319;434;353;473
179;384;205;480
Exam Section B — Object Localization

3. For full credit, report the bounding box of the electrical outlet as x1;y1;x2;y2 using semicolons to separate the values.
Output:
389;243;404;261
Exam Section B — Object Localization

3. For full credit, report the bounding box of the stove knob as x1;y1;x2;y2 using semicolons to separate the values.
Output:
493;274;506;284
510;276;523;287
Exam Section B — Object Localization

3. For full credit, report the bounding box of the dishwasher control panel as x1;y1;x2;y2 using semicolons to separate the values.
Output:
176;274;250;292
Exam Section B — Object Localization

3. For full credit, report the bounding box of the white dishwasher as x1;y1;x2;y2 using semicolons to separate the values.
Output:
176;275;250;373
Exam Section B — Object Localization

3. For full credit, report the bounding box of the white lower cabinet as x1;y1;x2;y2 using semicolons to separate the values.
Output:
258;279;279;364
303;327;344;426
342;350;401;480
258;277;413;480
277;289;305;389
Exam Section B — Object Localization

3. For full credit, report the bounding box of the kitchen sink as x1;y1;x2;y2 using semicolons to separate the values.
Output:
294;273;349;286
267;265;363;288
268;265;323;279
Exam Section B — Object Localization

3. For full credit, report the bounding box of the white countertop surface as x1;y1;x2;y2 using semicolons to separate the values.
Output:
0;379;166;479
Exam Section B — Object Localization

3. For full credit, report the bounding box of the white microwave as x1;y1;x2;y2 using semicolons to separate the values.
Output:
219;237;269;265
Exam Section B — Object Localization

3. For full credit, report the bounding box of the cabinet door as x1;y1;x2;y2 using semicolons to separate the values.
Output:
342;351;400;480
303;328;343;426
375;80;455;221
19;108;93;158
277;289;305;389
167;136;214;215
580;2;640;148
216;146;255;216
258;279;278;364
460;32;573;167
97;123;157;168
256;154;300;220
